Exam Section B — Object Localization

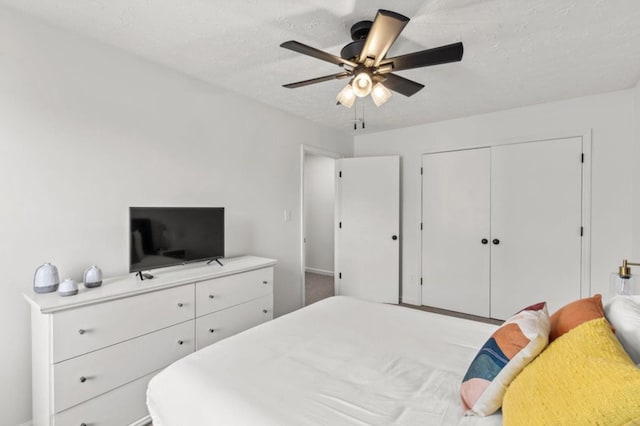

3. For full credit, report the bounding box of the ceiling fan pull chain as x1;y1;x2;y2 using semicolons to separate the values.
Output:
354;99;357;130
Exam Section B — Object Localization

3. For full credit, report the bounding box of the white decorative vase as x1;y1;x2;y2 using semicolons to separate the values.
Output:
83;265;103;288
33;263;60;294
58;278;78;297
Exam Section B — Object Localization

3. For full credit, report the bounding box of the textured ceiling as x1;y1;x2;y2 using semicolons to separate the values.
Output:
3;0;640;134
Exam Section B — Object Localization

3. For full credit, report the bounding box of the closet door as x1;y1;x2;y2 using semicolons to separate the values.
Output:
422;148;491;317
490;138;582;319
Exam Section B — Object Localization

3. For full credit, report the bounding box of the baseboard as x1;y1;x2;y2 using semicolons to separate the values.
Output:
305;267;334;277
400;296;420;306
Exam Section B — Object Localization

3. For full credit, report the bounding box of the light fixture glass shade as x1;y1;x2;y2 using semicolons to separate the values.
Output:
610;272;640;296
336;84;356;108
352;72;373;97
371;83;392;107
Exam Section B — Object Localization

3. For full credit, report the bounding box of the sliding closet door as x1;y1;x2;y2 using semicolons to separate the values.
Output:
335;156;400;304
422;148;491;317
490;138;583;319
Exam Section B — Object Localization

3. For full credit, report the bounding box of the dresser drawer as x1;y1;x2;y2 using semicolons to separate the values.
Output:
54;320;194;412
196;267;273;316
52;285;194;363
196;294;272;350
54;370;154;426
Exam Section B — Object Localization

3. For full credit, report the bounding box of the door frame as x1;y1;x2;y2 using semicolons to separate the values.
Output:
300;145;343;307
419;129;592;306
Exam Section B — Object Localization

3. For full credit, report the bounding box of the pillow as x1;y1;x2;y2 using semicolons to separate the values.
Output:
502;318;640;425
604;295;640;364
460;302;549;416
549;294;605;342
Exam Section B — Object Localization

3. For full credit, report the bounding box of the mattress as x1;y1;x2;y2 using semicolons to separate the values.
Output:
147;296;502;426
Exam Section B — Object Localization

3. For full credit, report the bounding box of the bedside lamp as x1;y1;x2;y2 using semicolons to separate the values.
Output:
610;259;640;296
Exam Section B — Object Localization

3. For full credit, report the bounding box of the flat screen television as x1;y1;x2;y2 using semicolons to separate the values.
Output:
129;207;224;273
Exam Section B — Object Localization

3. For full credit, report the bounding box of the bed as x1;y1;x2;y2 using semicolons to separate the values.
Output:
147;296;503;425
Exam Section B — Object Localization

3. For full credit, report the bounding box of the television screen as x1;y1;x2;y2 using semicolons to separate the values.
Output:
129;207;224;272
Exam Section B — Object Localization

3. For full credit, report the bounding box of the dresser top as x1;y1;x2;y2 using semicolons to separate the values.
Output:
24;255;277;313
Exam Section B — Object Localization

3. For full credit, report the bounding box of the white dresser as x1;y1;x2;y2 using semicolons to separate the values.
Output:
24;256;276;426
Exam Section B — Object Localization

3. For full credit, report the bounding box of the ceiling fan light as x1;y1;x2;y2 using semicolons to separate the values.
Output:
336;84;356;108
352;72;373;97
371;83;392;107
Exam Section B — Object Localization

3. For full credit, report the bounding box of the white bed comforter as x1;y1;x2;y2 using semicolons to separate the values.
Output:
147;296;503;426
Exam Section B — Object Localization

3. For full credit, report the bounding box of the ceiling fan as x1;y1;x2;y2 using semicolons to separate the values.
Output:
280;9;464;108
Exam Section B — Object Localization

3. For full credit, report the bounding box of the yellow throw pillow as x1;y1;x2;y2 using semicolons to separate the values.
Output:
502;318;640;426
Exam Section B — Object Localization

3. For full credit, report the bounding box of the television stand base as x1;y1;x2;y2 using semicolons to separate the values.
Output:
207;258;223;267
137;271;154;280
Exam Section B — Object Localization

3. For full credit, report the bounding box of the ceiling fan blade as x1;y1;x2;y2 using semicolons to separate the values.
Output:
280;41;357;68
283;72;351;89
382;42;463;72
381;73;424;97
359;10;410;67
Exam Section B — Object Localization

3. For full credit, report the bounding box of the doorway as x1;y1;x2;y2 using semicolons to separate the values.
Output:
301;146;341;306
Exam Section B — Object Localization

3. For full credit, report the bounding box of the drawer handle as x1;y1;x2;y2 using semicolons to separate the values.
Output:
78;329;86;335
209;328;215;333
178;340;184;345
79;376;87;383
262;280;268;285
209;294;215;299
177;302;184;308
263;309;268;314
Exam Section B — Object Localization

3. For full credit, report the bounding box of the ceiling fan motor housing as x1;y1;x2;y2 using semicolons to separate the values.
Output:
341;20;372;60
351;20;372;40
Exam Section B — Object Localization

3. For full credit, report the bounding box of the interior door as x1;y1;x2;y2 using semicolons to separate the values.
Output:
335;156;400;304
421;148;491;316
490;138;583;319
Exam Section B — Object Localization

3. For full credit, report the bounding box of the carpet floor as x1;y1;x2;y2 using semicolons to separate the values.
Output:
305;272;334;306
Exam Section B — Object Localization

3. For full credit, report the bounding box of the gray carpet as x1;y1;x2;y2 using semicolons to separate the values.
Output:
305;272;334;306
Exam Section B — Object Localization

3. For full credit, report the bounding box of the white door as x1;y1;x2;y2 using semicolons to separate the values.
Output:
490;138;583;319
335;156;400;304
421;149;491;316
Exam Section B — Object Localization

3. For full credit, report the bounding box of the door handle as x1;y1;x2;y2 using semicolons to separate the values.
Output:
481;238;488;245
392;235;398;240
493;239;500;245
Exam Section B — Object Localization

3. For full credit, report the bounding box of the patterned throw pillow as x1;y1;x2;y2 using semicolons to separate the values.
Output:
460;302;550;416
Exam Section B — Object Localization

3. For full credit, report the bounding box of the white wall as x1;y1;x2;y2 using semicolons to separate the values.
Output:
633;80;640;260
0;7;352;425
304;154;335;274
355;90;635;306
